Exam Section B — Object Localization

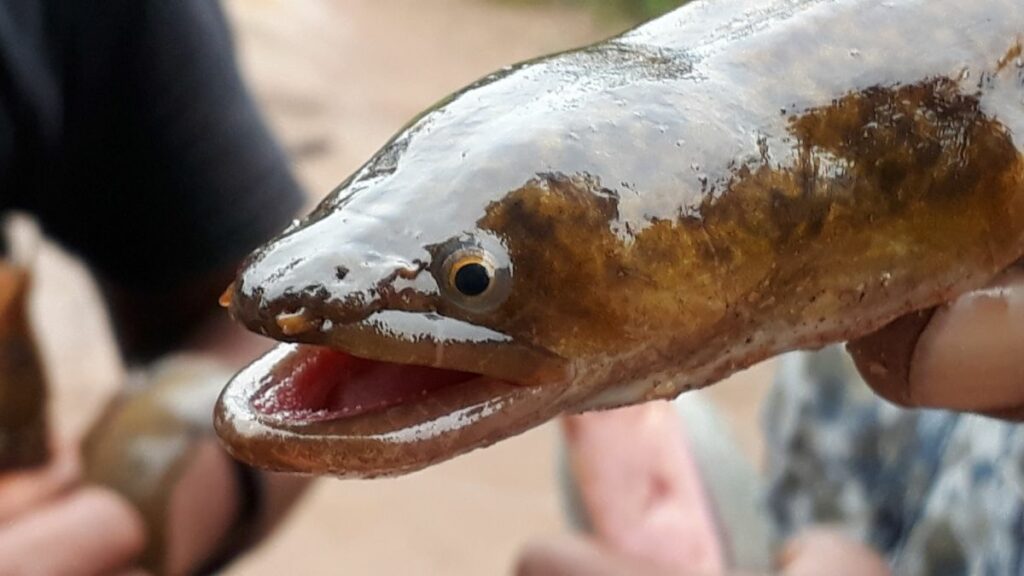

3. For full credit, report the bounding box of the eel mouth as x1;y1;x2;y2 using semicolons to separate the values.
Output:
248;345;486;425
214;310;579;478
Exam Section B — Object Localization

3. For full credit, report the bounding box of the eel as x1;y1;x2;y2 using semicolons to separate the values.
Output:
215;0;1024;477
0;262;48;471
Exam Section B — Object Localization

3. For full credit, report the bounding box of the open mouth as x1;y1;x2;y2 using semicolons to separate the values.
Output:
249;345;486;425
214;310;581;477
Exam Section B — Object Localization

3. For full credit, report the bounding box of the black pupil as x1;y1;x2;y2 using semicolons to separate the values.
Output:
454;262;491;297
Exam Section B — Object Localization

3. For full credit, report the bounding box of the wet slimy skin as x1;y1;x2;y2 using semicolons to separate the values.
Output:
216;0;1024;477
0;264;48;471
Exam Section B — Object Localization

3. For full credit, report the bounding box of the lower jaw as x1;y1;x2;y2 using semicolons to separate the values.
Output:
214;343;584;477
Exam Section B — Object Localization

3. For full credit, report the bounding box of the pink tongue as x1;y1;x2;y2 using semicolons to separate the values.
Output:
251;345;478;423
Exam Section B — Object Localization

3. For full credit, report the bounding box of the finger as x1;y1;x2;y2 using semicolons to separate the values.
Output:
848;267;1024;415
909;267;1024;413
847;307;936;407
0;440;81;523
779;529;890;576
0;487;146;576
516;535;700;576
165;441;240;575
562;403;724;572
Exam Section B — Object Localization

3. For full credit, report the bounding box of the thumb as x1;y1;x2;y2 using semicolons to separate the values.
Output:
849;267;1024;416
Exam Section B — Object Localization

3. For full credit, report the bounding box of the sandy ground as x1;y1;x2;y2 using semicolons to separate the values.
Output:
30;1;773;574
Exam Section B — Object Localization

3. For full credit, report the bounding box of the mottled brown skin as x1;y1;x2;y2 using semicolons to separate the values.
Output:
475;78;1024;397
843;42;1024;399
0;264;48;471
216;0;1024;476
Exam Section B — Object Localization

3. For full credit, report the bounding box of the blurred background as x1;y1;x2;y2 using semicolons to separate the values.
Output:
31;1;773;573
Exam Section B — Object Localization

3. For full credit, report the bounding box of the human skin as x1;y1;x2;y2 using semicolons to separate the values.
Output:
514;528;891;576
0;270;308;575
851;268;1024;417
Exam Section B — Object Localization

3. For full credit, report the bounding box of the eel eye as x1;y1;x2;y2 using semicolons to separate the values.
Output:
435;237;512;313
450;257;493;297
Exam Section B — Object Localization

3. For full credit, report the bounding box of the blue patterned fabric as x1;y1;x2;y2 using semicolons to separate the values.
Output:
763;346;1024;576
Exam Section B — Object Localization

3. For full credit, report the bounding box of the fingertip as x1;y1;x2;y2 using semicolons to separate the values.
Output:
910;269;1024;413
850;268;1024;416
561;403;725;572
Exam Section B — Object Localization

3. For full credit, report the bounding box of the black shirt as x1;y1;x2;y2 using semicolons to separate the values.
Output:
0;0;304;289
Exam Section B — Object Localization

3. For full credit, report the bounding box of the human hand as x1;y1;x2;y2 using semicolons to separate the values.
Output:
0;354;249;576
559;403;725;572
0;350;304;576
849;266;1024;417
0;436;241;576
0;441;147;576
515;528;891;576
529;403;890;576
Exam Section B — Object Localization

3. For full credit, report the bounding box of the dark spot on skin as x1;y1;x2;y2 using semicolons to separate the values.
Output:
788;78;1009;207
335;266;350;281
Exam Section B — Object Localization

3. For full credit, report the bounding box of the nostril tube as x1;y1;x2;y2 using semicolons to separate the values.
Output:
219;282;236;308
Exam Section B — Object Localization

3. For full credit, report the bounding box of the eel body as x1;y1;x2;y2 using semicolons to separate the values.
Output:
216;0;1024;477
0;263;48;471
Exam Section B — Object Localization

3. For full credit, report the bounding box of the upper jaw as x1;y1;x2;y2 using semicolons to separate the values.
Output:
231;203;440;322
228;279;570;386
